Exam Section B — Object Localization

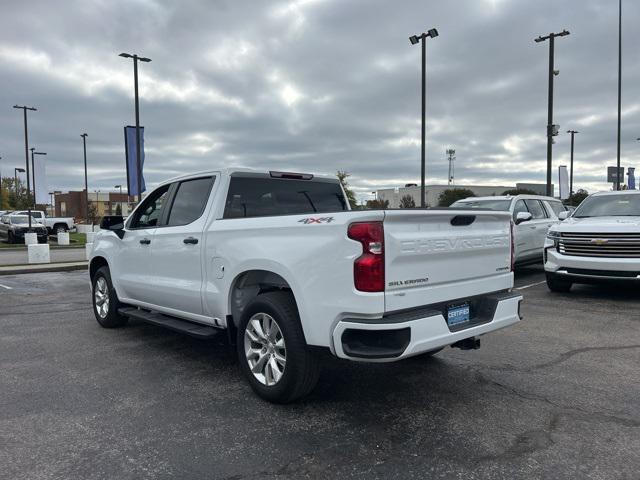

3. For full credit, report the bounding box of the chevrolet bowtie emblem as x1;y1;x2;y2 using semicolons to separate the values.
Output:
591;238;608;245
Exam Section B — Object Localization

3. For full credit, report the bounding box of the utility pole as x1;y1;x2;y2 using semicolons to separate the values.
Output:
409;29;439;207
13;105;37;229
0;156;3;211
81;133;89;224
616;0;622;190
534;30;570;197
566;130;579;195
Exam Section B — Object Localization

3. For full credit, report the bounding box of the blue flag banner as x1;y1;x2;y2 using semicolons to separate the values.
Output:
628;167;636;190
124;126;146;196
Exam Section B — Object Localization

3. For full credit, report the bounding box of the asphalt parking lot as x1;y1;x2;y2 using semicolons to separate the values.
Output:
1;267;638;479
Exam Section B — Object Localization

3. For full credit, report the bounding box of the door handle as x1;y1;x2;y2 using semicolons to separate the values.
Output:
183;237;199;245
139;238;151;245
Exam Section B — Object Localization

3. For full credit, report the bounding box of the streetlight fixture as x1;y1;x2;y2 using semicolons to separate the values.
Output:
119;52;151;203
534;29;570;197
13;105;37;228
81;133;89;224
409;28;438;208
566;130;579;196
14;167;25;201
29;148;46;207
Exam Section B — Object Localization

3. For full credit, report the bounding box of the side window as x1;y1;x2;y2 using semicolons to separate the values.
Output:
129;185;170;229
512;200;528;221
547;201;566;217
524;199;547;219
33;212;43;219
166;177;214;226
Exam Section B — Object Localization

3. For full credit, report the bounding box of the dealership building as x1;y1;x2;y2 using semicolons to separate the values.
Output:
375;182;551;208
54;190;135;220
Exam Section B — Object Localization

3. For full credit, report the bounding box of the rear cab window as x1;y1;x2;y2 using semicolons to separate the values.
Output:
546;201;566;217
223;175;348;219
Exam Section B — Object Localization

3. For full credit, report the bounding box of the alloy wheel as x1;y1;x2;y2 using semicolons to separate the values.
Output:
244;312;287;386
94;277;110;318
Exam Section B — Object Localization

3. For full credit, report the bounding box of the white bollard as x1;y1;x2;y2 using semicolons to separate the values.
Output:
93;224;100;232
85;243;94;260
86;232;96;244
24;232;38;245
28;244;50;264
57;232;70;245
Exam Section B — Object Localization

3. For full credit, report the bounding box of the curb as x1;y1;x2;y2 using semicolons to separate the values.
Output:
0;262;88;276
0;245;86;252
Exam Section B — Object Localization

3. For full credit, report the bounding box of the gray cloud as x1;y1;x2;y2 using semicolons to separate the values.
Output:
1;0;639;202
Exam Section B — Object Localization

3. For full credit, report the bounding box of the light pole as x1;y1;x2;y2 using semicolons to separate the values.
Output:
81;133;89;224
534;30;570;197
119;52;151;203
0;155;3;211
13;105;37;228
615;0;622;190
14;167;25;204
29;148;46;207
409;28;438;208
567;130;579;196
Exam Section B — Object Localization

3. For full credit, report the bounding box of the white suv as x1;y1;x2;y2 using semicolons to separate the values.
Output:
545;191;640;292
451;195;568;265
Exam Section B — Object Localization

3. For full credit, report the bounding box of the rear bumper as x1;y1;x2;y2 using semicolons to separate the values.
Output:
332;292;522;362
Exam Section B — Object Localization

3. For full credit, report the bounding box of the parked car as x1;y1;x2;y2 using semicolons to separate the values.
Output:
0;214;48;244
545;191;640;292
451;194;568;265
12;210;75;234
89;168;522;403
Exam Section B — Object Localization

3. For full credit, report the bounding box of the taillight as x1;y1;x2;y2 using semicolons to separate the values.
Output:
510;220;515;272
348;221;385;292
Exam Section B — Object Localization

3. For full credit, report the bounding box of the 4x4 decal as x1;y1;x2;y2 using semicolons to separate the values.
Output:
298;217;335;224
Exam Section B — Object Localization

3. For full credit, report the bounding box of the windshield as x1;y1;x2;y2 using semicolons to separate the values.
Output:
573;194;640;217
10;215;31;224
451;199;511;211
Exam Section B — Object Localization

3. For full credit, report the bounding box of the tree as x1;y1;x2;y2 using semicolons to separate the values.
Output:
115;203;122;216
399;194;416;208
336;170;358;210
1;176;30;210
87;202;99;225
438;188;475;207
365;199;389;209
567;189;588;207
502;188;537;196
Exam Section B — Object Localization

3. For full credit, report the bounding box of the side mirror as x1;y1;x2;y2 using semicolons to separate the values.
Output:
515;211;533;225
100;215;124;231
558;211;570;220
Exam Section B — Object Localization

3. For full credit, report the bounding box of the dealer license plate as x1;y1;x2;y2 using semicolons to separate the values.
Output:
447;303;470;327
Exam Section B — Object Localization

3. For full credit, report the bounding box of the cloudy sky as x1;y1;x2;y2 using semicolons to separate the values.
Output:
1;0;639;202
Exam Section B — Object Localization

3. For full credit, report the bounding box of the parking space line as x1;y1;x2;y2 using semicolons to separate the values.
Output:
0;283;13;290
514;280;546;290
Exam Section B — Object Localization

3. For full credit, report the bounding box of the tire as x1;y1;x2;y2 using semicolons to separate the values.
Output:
55;224;67;235
7;232;14;244
91;266;128;328
546;273;572;293
237;291;320;403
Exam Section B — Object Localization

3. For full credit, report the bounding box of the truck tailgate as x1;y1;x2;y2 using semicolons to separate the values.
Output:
383;209;513;312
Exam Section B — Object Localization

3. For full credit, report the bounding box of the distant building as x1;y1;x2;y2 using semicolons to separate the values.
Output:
54;190;135;220
376;183;552;208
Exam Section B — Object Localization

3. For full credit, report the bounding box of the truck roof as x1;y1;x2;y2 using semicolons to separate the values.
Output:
161;167;339;185
590;190;640;197
456;194;559;202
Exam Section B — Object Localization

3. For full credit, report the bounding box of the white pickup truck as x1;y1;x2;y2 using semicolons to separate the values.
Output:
12;210;75;234
89;168;522;402
545;191;640;291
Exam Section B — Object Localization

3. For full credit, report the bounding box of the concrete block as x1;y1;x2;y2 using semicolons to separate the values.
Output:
24;233;38;245
85;243;94;260
28;244;50;264
86;232;96;243
57;232;70;245
93;224;100;232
